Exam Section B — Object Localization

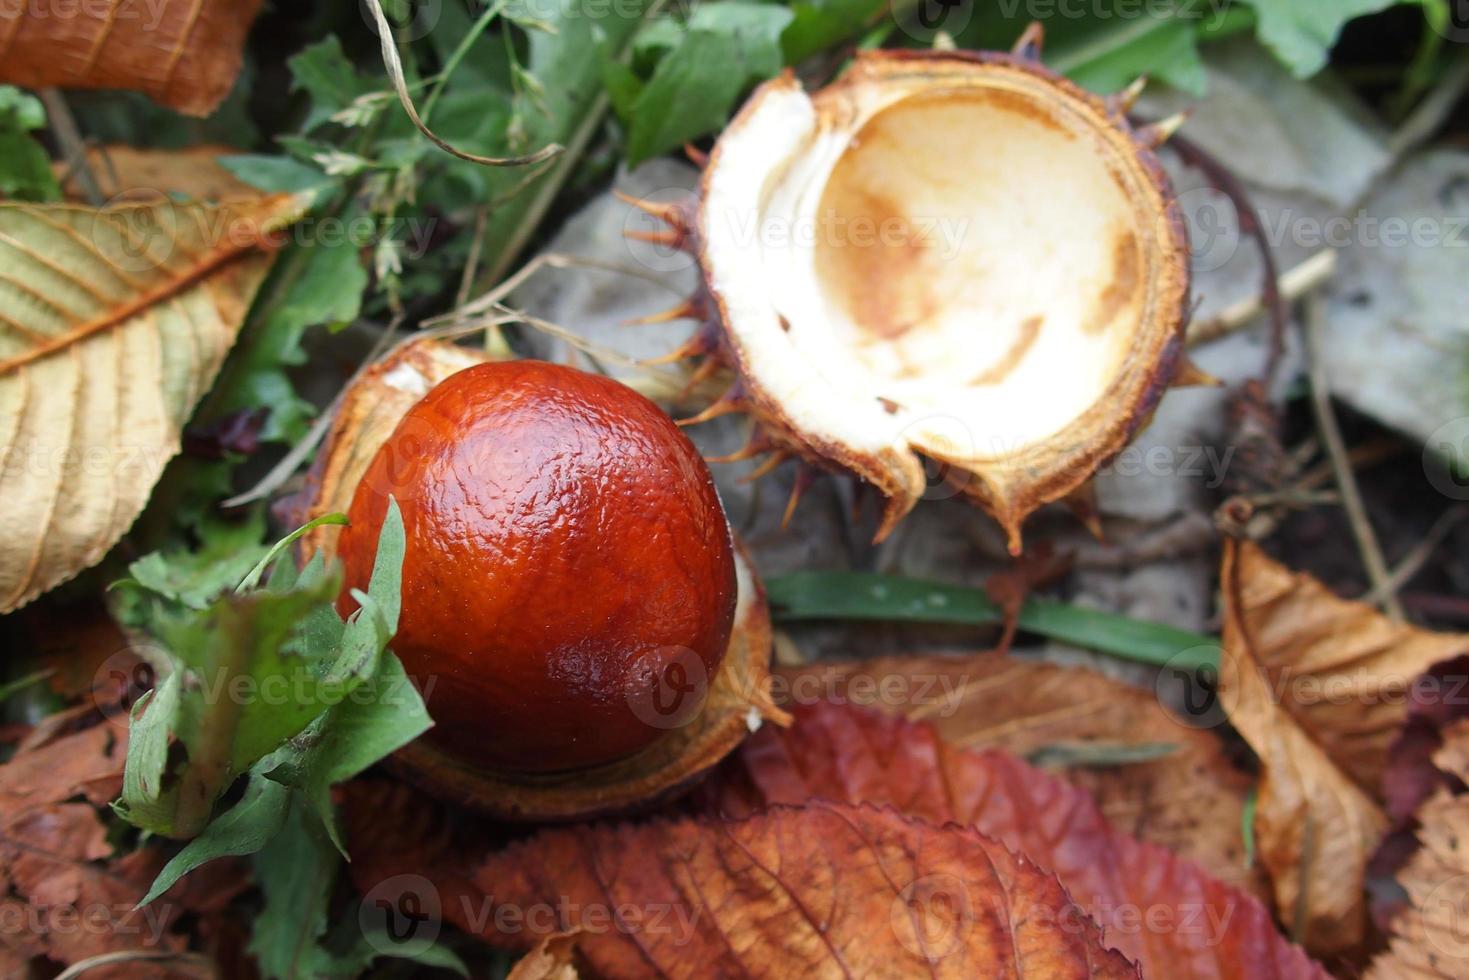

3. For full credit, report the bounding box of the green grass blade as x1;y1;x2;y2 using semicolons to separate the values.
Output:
766;571;1218;671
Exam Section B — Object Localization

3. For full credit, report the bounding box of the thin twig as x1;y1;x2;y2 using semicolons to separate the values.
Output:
362;0;562;168
221;315;517;508
1365;505;1469;606
1303;293;1403;620
476;0;673;287
1187;250;1339;348
40;89;103;205
54;951;215;980
429;251;682;327
456;204;489;313
1167;131;1289;384
1389;48;1469;159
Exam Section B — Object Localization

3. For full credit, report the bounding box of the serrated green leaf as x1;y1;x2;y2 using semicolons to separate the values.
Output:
624;3;793;165
251;794;462;979
139;773;290;907
220;154;340;196
267;653;431;854
250;796;341;980
625;31;747;166
289;37;379;133
121;512;269;614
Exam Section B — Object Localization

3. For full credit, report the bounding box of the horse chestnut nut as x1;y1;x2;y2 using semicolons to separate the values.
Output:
336;360;737;773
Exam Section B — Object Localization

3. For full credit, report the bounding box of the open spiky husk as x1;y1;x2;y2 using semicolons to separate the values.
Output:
628;30;1203;552
295;338;787;820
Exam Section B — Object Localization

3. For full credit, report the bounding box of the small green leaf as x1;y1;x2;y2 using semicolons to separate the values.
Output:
220;154;340;196
781;0;885;64
624;3;794;165
267;653;431;854
289;37;379;132
0;86;60;201
139;773;291;907
120;512;270;612
121;672;181;806
249;796;342;980
212;208;369;442
1237;0;1404;77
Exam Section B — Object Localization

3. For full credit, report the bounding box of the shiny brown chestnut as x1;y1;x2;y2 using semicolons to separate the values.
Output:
336;360;738;774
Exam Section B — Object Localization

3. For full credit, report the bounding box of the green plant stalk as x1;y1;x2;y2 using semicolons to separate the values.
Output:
475;0;669;289
420;0;511;126
172;602;250;838
767;571;1218;671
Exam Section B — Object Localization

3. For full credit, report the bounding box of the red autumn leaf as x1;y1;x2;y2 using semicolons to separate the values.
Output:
0;718;246;976
0;0;264;117
344;783;1139;979
775;654;1266;901
695;700;1326;980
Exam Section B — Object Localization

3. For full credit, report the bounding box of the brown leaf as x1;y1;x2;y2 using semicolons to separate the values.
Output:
509;931;583;980
344;784;1139;979
1216;540;1463;952
696;700;1326;979
1367;720;1469;979
1369;656;1469;931
0;193;301;612
0;1;264;116
773;653;1267;901
55;146;261;203
1222;541;1469;794
0;720;246;974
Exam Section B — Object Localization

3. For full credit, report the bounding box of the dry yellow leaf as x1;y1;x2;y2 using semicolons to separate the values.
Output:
1224;541;1469;792
1367;720;1469;979
0;194;302;612
1219;540;1469;954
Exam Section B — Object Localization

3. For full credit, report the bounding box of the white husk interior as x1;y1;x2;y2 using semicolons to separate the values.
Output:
702;68;1160;468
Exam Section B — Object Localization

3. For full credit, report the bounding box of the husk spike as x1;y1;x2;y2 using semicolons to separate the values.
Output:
1012;22;1044;60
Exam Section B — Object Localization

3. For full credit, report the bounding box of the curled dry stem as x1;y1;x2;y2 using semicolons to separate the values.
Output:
362;0;563;168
